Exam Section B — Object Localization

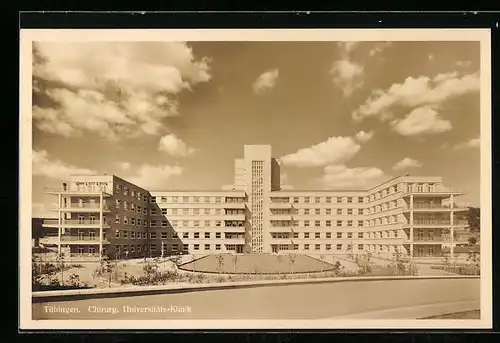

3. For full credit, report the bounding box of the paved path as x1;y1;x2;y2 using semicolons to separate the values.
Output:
32;278;479;320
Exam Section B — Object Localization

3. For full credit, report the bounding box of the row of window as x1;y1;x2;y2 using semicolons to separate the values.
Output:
271;230;399;239
115;230;239;239
115;184;148;202
271;208;366;215
151;196;235;204
153;208;241;216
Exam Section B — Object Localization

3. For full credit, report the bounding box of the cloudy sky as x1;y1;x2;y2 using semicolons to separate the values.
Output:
32;40;481;217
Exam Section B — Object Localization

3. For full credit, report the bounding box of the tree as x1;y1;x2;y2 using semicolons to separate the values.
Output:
467;207;480;233
56;252;66;286
101;255;116;287
319;254;325;273
216;254;224;276
190;254;197;272
288;253;297;278
232;254;238;273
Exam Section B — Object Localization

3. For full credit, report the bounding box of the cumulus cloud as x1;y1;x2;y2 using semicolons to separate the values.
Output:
33;150;97;179
390;106;452;136
452;137;480;150
252;69;279;94
355;130;374;143
337;42;359;55
368;42;393;57
33;42;211;139
280;136;361;168
392;157;423;171
319;164;388;190
127;164;183;190
118;162;131;170
329;59;364;97
352;72;479;122
158;134;196;157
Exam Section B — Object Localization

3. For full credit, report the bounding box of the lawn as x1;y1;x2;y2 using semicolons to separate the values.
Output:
178;254;336;274
423;310;480;319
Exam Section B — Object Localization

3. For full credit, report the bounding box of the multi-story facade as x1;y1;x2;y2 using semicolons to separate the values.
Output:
42;145;470;261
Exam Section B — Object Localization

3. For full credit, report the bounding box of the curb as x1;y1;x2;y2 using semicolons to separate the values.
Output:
32;275;479;303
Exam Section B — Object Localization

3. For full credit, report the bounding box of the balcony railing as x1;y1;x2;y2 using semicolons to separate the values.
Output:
61;236;99;242
43;219;109;226
57;203;111;211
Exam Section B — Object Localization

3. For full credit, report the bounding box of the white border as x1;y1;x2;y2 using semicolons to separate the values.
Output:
19;28;492;330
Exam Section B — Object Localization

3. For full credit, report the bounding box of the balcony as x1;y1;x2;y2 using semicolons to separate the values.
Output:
269;214;293;221
44;187;113;197
223;202;246;209
223;214;246;221
56;203;111;212
269;202;292;209
402;187;464;197
43;219;110;228
59;236;111;244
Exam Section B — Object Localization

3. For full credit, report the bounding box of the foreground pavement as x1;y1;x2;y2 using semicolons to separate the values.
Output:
32;277;480;320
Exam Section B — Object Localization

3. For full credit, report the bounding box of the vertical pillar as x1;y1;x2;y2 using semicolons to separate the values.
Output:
409;194;414;259
450;194;454;259
57;193;62;255
99;192;103;260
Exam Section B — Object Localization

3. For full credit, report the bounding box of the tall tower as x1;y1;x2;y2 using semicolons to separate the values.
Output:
240;145;281;253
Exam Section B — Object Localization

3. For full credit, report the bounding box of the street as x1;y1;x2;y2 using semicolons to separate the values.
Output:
32;278;480;320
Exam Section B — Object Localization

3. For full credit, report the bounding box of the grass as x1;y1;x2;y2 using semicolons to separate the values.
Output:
178;254;336;274
423;310;480;319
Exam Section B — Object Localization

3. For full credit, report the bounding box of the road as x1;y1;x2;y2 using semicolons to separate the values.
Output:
32;278;479;320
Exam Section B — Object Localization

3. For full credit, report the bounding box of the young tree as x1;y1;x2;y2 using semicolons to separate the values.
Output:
233;254;238;273
288;253;297;278
467;207;480;233
102;256;116;287
56;252;66;286
319;254;325;273
216;254;225;276
190;254;197;272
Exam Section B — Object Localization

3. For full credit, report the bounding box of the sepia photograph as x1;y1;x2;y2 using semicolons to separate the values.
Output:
19;28;492;330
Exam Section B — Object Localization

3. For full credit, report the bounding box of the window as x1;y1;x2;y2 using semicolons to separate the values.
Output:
304;220;310;227
124;216;128;225
194;196;200;203
337;209;342;215
215;244;221;250
150;208;156;215
358;197;364;203
358;220;364;227
337;232;342;239
326;244;332;250
315;232;320;239
347;232;353;239
172;232;179;239
194;221;200;227
304;209;310;215
347;220;353;227
150;220;157;227
304;244;310;250
216;232;221;238
315;197;320;203
293;244;299;250
115;215;120;224
131;218;135;225
326;197;331;203
347;197;352;203
183;232;189;239
315;208;320;215
193;208;199;215
326;220;331;227
347;208;353;215
215;197;222;203
304;232;310;239
194;244;200;250
183;244;188;251
337;197;343;203
161;220;167;227
358;232;363;239
293;197;299;203
131;231;136;239
171;220;177;227
315;220;321;227
182;208;189;215
315;244;320;250
394;230;399;238
182;196;189;203
205;232;210;239
215;221;221;227
115;230;120;238
336;244;342;250
293;232;299;239
161;209;167;215
205;244;210;250
304;197;310;203
336;220;342;227
183;220;189;227
123;231;129;239
204;208;210;215
161;232;168;239
326;232;331;238
204;220;210;227
150;232;157;239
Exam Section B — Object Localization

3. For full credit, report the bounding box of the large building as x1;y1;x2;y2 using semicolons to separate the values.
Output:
42;145;470;261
